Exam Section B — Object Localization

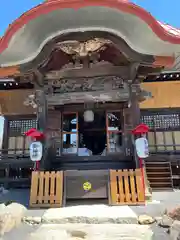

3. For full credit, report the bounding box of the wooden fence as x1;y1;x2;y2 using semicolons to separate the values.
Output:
109;169;145;205
29;171;64;208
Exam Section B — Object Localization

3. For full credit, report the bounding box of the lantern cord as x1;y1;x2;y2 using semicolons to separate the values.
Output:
33;161;40;171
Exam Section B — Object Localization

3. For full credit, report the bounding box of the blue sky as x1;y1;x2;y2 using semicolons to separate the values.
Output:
0;0;180;139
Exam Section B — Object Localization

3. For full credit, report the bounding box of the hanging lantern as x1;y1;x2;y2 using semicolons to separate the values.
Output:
84;110;94;122
29;141;43;162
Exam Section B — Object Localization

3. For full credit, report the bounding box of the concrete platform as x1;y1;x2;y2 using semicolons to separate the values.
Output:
28;224;153;240
41;204;138;224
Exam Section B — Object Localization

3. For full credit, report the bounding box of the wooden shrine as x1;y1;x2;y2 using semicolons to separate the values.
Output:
1;0;180;205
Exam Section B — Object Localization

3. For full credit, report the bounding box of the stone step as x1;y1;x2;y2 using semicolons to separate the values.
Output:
41;205;138;224
28;224;153;240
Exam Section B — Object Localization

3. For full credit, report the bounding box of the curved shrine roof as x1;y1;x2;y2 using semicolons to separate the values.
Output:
0;0;180;73
159;22;180;37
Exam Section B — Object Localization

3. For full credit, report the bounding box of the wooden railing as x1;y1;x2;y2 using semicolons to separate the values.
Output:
30;171;64;208
0;148;32;188
109;169;145;205
0;142;56;188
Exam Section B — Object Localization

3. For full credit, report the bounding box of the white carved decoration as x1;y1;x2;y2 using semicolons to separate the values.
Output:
56;38;111;56
24;94;37;108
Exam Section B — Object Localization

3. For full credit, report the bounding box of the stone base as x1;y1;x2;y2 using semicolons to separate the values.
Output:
41;205;138;224
0;203;27;237
29;224;153;240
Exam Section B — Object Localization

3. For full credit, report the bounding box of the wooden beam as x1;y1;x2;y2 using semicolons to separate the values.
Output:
35;89;48;171
47;89;130;105
45;65;129;80
0;66;20;78
56;102;126;112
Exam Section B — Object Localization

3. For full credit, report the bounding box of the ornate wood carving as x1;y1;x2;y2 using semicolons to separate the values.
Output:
45;65;129;80
56;38;110;56
17;32;155;75
51;75;124;92
46;74;129;105
47;88;130;105
44;69;131;105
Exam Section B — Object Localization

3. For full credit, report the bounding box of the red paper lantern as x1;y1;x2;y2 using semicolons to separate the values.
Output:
25;128;45;140
25;128;37;136
132;123;149;135
25;128;45;171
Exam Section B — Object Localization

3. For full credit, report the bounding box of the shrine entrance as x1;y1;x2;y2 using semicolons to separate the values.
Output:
48;104;135;172
62;109;123;156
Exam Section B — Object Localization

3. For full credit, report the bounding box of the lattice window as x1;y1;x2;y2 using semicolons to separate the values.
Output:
6;118;37;155
141;112;180;130
141;110;180;153
8;119;37;137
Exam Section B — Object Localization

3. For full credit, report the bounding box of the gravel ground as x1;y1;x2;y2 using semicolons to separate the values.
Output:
1;189;180;239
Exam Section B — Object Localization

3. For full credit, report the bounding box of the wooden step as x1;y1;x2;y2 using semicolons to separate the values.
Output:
150;181;172;185
145;161;173;190
146;162;170;165
147;177;171;180
147;172;170;175
152;188;174;192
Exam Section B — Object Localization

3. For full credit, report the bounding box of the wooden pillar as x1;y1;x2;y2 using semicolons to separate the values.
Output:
127;58;141;168
1;117;10;188
45;109;62;170
130;85;141;168
128;63;141;129
2;117;8;151
35;90;47;131
35;89;47;170
130;84;152;200
123;63;140;165
131;94;141;126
